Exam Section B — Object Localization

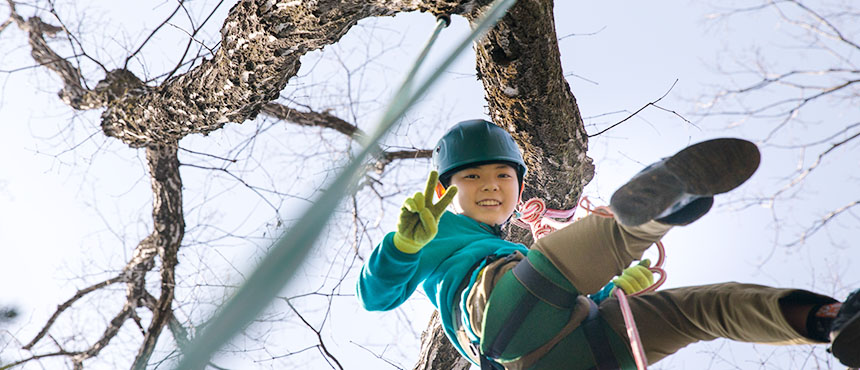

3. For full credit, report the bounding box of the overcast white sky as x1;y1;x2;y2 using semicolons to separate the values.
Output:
1;1;858;369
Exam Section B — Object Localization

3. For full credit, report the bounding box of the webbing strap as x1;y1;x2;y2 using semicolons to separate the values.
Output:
485;293;537;358
583;317;621;370
511;258;578;309
479;352;502;370
484;258;577;359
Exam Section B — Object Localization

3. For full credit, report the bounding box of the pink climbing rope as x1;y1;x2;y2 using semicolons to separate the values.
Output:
513;196;668;370
614;289;648;370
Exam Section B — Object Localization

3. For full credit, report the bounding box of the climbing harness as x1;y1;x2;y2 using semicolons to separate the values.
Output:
175;1;520;367
507;196;668;370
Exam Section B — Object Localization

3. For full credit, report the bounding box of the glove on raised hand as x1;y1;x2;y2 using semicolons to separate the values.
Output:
613;259;654;295
393;171;458;254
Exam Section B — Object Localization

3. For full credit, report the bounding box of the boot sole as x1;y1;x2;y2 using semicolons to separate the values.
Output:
832;312;860;367
610;138;760;226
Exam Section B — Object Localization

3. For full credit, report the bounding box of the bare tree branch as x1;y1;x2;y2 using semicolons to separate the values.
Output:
588;79;692;137
285;300;343;370
261;102;366;139
0;17;12;34
124;0;187;68
0;350;81;370
5;0;104;109
23;275;125;350
261;102;433;174
770;128;860;200
160;0;228;82
786;200;860;247
72;302;134;366
774;0;860;52
373;149;433;173
132;144;185;370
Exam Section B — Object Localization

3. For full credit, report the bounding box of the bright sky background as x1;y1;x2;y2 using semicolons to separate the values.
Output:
1;1;858;369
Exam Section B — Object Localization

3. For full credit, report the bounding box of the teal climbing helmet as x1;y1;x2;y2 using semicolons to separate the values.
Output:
433;119;527;187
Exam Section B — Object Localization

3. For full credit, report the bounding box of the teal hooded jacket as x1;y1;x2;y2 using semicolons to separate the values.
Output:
357;210;528;360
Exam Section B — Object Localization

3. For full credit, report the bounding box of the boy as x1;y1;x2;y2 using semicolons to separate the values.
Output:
357;119;859;369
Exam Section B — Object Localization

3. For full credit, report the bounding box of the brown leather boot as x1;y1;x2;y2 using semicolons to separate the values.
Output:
610;138;760;226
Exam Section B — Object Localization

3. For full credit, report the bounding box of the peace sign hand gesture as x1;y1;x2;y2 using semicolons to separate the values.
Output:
393;171;458;254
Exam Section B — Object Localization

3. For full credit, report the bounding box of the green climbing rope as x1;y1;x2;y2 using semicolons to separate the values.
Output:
174;1;517;368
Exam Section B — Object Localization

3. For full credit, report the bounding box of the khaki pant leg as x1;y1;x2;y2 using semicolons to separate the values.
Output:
532;213;671;294
598;282;838;365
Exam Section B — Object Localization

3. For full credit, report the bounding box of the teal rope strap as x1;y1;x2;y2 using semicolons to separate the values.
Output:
174;1;517;369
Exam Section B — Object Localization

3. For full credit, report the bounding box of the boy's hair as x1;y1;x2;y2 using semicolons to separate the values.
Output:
433;119;527;189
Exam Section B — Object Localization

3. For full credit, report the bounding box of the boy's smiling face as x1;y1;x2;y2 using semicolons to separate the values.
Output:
448;163;520;226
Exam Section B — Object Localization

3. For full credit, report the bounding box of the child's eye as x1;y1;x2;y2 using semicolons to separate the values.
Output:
464;174;479;179
498;173;512;178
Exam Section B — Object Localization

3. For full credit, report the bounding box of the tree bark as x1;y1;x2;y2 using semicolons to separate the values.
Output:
413;311;472;370
132;144;185;369
474;0;593;208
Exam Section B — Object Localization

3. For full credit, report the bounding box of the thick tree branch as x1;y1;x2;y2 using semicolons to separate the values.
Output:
97;0;482;148
375;149;433;173
5;0;103;109
10;0;486;148
0;17;11;33
261;102;366;139
133;144;185;369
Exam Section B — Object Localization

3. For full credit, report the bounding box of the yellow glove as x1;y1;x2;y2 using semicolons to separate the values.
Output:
613;259;654;295
393;171;458;254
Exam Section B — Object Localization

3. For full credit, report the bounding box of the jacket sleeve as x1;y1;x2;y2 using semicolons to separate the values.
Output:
588;281;616;305
356;232;424;311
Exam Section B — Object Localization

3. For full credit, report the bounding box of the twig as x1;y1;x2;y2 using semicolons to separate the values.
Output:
558;26;607;41
588;79;692;137
770;129;860;200
286;300;343;370
23;275;125;350
124;0;186;68
351;342;404;369
178;146;238;163
162;0;226;82
786;200;860;247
